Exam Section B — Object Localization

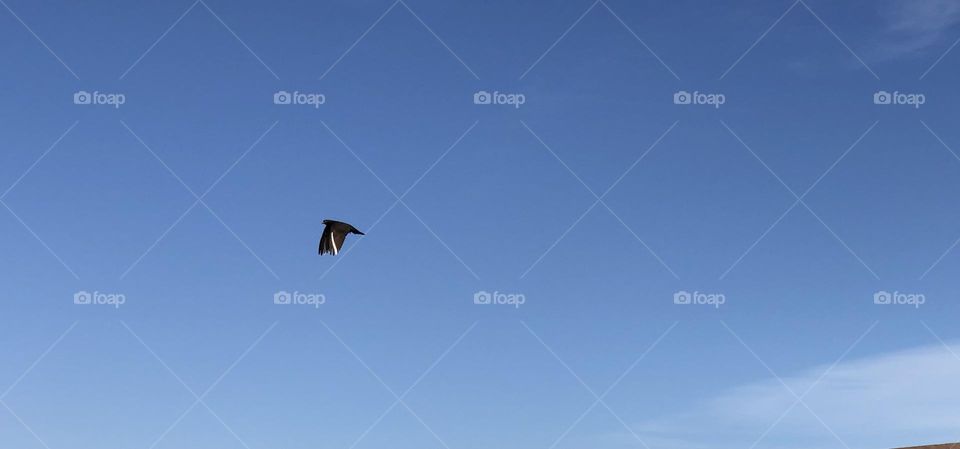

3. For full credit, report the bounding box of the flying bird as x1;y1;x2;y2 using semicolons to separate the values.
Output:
318;220;364;255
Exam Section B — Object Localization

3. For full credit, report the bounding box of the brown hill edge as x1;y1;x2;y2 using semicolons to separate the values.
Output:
893;444;960;449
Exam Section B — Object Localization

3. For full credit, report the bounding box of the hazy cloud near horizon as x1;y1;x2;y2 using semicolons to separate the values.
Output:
621;341;960;449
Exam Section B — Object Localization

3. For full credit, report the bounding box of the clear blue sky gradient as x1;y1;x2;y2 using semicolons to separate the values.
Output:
3;1;960;448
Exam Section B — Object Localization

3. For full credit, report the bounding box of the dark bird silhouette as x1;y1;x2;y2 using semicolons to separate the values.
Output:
318;220;364;255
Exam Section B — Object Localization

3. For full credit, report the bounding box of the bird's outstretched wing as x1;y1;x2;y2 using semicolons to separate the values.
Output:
332;230;346;254
318;226;338;255
318;219;361;256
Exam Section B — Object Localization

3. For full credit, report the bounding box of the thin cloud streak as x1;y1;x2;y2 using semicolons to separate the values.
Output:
625;342;960;449
873;0;960;61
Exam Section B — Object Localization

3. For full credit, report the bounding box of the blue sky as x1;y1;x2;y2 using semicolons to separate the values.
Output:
3;1;960;449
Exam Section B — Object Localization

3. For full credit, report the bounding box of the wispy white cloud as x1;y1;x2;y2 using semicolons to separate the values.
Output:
875;0;960;60
625;342;960;449
886;0;960;34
